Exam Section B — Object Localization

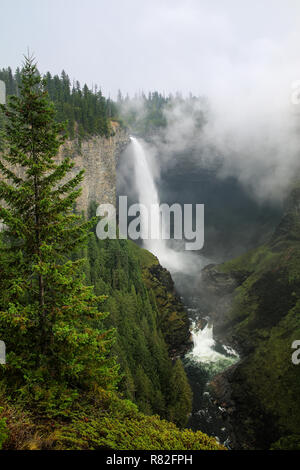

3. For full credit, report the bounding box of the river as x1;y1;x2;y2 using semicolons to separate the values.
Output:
180;293;238;447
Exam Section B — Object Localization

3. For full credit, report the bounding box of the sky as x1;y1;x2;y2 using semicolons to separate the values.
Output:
1;0;300;99
2;0;300;204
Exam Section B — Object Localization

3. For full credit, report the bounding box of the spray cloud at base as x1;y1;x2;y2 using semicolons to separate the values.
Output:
127;136;208;275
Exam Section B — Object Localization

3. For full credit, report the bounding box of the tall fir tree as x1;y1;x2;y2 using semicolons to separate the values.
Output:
0;56;118;415
168;359;193;427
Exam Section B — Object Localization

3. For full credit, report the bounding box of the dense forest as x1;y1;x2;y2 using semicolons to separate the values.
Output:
0;59;223;450
0;66;118;139
0;67;206;141
200;192;300;450
75;216;192;426
117;91;169;135
117;90;207;137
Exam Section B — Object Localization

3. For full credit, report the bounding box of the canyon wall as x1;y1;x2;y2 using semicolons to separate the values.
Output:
199;186;300;449
59;122;130;213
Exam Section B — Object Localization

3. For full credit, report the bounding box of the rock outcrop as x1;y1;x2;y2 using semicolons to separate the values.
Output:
58;122;130;213
142;261;193;356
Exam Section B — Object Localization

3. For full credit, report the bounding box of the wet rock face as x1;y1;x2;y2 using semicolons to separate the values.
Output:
210;362;280;450
195;317;208;330
201;264;251;294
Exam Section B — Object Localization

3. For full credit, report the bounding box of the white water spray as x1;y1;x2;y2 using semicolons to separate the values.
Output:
129;136;238;446
188;323;238;364
130;136;199;272
130;136;162;252
190;324;225;363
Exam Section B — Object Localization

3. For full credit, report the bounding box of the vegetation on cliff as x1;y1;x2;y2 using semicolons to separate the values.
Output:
0;57;223;450
206;183;300;449
75;228;192;425
117;91;168;135
0;65;118;139
117;91;206;137
0;389;222;450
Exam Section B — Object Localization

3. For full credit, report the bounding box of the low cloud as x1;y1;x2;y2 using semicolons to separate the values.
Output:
120;46;300;205
115;1;300;205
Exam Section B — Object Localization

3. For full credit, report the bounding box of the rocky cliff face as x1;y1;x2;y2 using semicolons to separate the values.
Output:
142;262;192;356
58;123;130;213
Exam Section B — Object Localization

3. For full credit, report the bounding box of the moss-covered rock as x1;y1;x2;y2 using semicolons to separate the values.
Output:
199;186;300;449
142;263;192;356
127;239;192;355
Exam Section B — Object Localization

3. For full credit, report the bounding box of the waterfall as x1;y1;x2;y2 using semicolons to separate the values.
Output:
130;136;238;367
129;136;239;445
130;136;190;272
130;136;164;254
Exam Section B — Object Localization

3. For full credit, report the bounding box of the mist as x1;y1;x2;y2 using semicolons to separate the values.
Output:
117;1;300;205
120;77;300;206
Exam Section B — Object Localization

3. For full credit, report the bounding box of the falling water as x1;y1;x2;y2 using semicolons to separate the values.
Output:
129;136;239;445
130;136;197;272
130;136;163;253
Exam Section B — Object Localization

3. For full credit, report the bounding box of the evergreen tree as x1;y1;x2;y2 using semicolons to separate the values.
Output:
0;56;118;414
168;359;193;427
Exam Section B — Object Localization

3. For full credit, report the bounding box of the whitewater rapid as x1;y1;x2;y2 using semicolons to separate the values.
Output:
190;323;228;363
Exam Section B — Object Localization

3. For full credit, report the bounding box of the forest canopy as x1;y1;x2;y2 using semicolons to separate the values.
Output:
0;66;118;139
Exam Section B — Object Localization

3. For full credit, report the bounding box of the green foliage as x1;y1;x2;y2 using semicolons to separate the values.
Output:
118;92;206;137
271;435;300;450
0;56;118;414
58;404;224;450
0;57;222;451
0;407;8;449
168;359;193;427
0;66;118;140
213;203;300;448
0;389;224;450
118;92;168;135
72;227;192;424
141;263;191;353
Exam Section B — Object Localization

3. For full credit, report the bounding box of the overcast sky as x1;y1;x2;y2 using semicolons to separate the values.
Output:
1;0;300;98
